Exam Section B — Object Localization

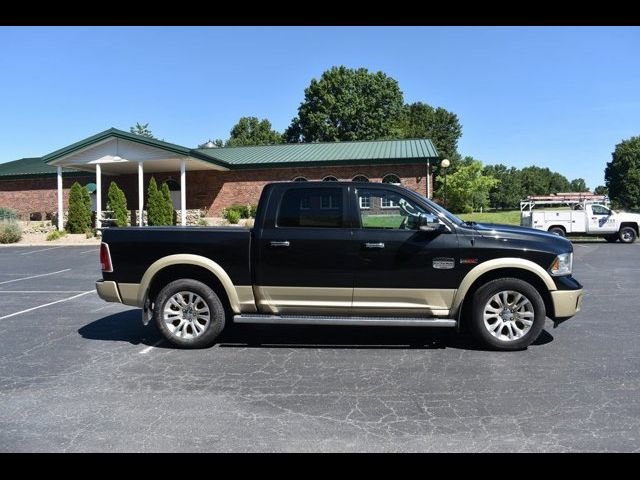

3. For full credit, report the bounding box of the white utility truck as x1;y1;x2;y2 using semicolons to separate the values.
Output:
520;193;640;243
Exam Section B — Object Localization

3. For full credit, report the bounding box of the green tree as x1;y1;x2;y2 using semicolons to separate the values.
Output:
483;164;523;209
518;166;570;196
605;136;640;210
397;102;462;161
67;182;92;233
107;181;128;227
130;122;154;138
225;117;283;147
443;158;499;213
569;178;588;192
146;177;163;226
160;182;175;225
594;185;608;195
284;66;404;142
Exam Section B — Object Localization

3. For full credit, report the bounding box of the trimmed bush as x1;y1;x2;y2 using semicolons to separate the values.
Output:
224;204;258;220
46;229;67;241
0;207;18;221
0;222;22;243
160;182;175;226
107;181;128;227
224;209;241;224
67;182;92;233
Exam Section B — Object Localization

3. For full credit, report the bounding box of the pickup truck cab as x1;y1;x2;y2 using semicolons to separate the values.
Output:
97;181;583;351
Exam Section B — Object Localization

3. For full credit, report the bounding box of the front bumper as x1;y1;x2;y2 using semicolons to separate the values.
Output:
550;288;583;320
95;280;122;303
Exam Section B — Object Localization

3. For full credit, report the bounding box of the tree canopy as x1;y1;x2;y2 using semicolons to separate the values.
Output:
443;157;499;213
605;136;640;211
284;66;404;142
226;117;283;147
130;122;154;138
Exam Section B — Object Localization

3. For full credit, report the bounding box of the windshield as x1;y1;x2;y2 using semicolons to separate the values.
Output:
420;195;466;226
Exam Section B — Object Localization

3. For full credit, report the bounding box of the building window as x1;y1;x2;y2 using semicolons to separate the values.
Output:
322;175;338;182
382;174;401;185
359;194;371;209
352;175;369;183
292;176;308;182
321;194;339;210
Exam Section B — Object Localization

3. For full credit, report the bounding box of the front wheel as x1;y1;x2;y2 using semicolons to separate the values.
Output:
469;278;546;351
619;226;637;244
154;279;226;348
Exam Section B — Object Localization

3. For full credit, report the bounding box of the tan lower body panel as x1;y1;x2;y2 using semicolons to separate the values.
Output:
254;286;454;316
551;289;583;318
235;286;257;313
118;283;141;307
95;281;122;303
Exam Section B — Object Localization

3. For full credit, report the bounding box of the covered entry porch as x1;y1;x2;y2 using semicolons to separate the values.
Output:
43;129;228;230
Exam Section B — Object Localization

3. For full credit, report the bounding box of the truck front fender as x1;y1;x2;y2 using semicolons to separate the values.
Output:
137;254;241;313
451;257;557;317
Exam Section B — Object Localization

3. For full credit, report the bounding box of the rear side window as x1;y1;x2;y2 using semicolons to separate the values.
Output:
277;187;344;228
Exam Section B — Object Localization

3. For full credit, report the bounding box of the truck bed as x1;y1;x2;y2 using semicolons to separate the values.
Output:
101;226;252;286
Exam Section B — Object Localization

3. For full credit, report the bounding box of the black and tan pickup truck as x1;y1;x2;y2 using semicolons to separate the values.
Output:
96;181;583;351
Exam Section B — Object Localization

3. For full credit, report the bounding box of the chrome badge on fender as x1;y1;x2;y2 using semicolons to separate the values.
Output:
432;257;455;269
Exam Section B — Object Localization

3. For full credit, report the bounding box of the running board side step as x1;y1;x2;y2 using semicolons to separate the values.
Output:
233;314;456;327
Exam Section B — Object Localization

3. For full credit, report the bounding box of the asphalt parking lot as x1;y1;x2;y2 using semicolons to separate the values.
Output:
0;242;639;452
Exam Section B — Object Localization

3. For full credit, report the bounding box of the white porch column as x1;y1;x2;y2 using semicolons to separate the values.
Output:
426;162;431;199
180;159;186;226
95;163;102;230
138;161;144;226
56;166;63;231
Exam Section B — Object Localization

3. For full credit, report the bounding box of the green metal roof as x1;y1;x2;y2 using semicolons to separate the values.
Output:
197;138;439;168
1;130;439;179
0;157;85;179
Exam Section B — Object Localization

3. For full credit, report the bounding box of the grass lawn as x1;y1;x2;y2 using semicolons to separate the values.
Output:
457;210;521;226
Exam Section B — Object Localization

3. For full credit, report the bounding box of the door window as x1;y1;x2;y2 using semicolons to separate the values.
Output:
591;205;611;215
277;188;344;228
357;188;434;230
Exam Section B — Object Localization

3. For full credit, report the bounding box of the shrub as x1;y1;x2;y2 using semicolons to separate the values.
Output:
46;229;67;241
67;182;92;233
225;204;258;219
197;218;209;226
85;228;95;239
0;222;22;243
0;207;18;221
461;204;474;214
160;182;175;226
107;181;128;227
224;209;241;224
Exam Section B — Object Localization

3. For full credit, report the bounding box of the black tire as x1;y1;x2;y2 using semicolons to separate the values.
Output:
153;279;226;348
619;226;637;244
604;234;618;243
469;278;546;351
548;226;565;237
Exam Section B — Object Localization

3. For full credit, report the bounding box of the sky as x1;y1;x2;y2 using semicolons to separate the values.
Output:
0;26;638;189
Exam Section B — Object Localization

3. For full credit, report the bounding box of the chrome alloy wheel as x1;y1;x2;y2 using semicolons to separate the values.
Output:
483;290;534;342
622;230;634;242
162;291;211;339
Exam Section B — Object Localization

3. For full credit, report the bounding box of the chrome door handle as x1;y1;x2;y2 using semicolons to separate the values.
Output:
365;242;385;249
270;241;290;247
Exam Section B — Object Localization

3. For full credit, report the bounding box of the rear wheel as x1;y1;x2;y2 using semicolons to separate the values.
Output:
548;226;565;237
469;278;546;351
619;226;637;244
154;279;226;348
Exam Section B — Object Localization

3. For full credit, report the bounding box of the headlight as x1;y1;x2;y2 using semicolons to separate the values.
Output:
550;252;573;276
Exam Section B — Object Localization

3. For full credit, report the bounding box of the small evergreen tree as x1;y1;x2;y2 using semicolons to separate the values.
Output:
147;177;162;226
67;182;92;233
160;182;175;225
107;181;128;227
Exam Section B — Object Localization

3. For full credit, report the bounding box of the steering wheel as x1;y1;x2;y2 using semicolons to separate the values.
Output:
399;216;408;229
398;198;417;217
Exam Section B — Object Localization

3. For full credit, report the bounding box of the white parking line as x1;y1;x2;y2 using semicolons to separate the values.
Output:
80;249;98;254
0;269;70;285
139;340;164;354
19;246;65;255
0;290;86;293
0;290;95;320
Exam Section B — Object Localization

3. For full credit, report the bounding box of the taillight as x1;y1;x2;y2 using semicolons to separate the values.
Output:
100;242;113;272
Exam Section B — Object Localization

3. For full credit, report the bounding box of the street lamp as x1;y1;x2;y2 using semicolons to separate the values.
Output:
440;158;450;208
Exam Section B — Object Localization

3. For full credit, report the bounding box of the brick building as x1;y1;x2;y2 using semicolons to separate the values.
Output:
0;128;439;229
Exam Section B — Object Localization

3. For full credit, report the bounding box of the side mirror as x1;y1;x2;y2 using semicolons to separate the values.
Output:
417;213;448;233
